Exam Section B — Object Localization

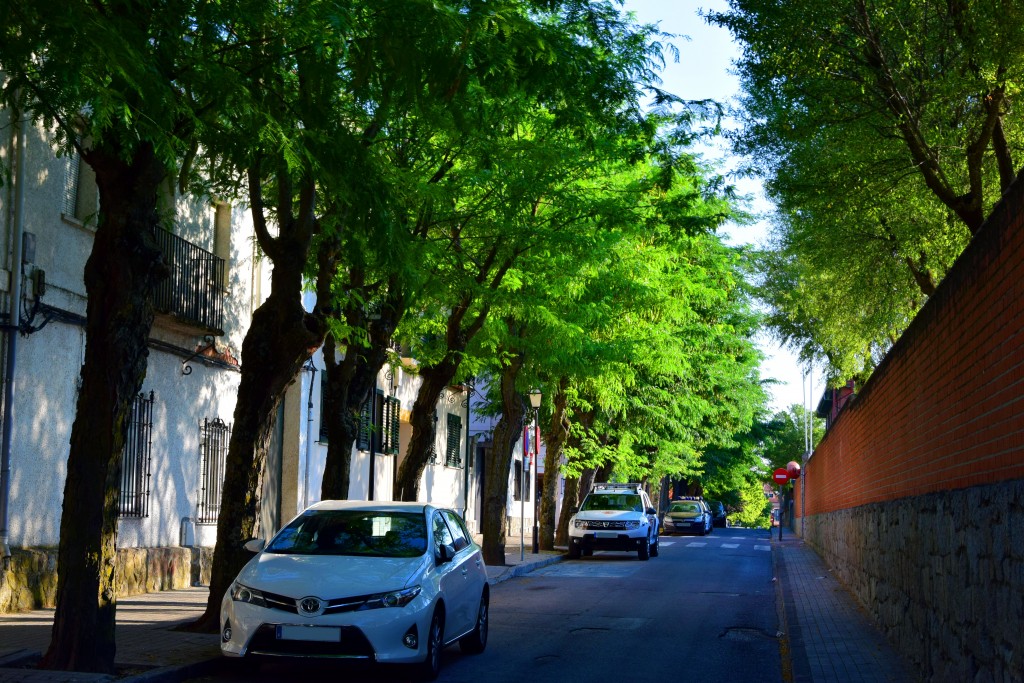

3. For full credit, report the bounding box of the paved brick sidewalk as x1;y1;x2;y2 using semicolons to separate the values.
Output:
773;535;920;682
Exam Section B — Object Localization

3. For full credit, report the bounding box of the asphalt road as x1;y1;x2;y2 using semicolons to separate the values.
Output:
189;527;783;683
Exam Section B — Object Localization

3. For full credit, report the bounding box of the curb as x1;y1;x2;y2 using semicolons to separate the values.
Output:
487;553;566;585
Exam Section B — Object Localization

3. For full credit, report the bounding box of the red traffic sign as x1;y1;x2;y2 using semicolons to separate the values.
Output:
773;468;790;485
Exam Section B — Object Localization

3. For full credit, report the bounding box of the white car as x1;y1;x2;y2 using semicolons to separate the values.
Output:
220;500;489;680
567;482;659;560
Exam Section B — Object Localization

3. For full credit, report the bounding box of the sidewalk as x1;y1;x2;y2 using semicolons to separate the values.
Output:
772;534;920;682
0;546;564;682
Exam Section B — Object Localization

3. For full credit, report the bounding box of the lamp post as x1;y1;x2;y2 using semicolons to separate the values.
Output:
529;389;542;554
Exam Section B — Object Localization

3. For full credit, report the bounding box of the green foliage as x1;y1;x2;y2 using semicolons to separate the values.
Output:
708;0;1024;383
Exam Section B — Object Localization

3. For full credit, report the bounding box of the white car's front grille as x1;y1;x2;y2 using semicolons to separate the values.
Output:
584;520;633;530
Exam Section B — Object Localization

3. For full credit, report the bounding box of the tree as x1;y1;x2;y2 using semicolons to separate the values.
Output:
392;0;670;501
708;0;1024;382
0;1;230;671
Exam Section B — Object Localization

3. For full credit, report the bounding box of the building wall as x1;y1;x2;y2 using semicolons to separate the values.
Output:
0;116;261;555
794;172;1024;681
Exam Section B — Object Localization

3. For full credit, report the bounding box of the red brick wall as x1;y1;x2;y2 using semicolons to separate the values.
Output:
797;178;1024;517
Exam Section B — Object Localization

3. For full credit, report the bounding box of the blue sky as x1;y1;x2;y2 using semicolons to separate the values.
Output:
622;1;815;414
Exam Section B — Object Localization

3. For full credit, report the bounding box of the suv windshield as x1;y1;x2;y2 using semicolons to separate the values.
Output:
668;502;701;514
266;510;428;558
581;493;643;512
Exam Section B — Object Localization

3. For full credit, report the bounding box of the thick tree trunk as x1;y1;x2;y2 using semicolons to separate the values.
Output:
394;360;459;501
191;172;327;633
554;408;595;547
539;377;569;550
42;141;168;673
321;282;404;500
555;476;578;547
480;355;525;566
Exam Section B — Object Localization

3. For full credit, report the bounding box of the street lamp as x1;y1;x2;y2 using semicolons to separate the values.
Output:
528;389;542;554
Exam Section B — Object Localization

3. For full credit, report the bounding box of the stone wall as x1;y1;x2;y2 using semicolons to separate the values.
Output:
801;479;1024;682
0;546;212;614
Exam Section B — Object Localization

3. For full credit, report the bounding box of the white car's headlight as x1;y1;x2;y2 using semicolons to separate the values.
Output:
625;520;640;529
572;518;585;529
363;586;422;610
230;582;267;607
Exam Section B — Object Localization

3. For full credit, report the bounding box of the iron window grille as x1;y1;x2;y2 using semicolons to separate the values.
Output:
152;227;226;334
427;412;439;465
119;391;154;518
319;372;328;443
445;413;462;467
513;460;523;501
198;417;231;524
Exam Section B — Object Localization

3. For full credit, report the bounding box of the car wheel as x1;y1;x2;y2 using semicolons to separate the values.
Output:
418;608;445;681
568;541;581;559
582;547;593;557
638;536;650;561
459;590;488;654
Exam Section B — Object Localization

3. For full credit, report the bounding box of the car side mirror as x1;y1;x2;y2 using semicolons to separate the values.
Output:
243;538;265;553
645;507;657;515
436;543;456;565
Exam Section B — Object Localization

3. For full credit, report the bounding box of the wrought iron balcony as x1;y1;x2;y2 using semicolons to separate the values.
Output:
153;228;225;335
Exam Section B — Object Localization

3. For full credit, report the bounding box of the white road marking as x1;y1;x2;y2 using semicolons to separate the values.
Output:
687;542;707;547
721;543;739;549
754;545;771;551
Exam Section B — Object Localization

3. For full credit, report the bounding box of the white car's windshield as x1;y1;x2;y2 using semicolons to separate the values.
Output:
580;494;643;512
265;510;428;558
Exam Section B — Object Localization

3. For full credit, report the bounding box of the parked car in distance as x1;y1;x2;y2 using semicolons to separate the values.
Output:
568;482;660;561
707;500;727;528
220;500;489;681
661;497;712;536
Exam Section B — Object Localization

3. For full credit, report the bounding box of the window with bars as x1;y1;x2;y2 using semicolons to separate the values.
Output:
444;413;462;467
318;372;328;443
197;418;231;524
427;412;439;465
118;391;154;518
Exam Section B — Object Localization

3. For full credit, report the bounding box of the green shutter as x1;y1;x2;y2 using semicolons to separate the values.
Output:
445;413;462;467
357;396;371;450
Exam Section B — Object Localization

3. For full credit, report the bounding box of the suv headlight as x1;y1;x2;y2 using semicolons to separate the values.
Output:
625;520;640;529
230;582;267;607
573;518;585;529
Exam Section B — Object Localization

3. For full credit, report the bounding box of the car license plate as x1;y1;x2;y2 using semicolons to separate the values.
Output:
595;531;617;538
276;625;341;642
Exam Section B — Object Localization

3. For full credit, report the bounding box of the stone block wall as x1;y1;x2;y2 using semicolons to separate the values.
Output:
0;546;210;614
801;479;1024;681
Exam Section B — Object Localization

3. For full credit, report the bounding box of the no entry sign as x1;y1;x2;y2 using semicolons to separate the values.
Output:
772;468;790;485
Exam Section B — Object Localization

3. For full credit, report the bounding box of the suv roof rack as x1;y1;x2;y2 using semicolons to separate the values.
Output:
592;482;643;493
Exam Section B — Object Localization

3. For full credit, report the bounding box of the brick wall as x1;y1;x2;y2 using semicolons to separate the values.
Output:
799;175;1024;515
793;173;1024;682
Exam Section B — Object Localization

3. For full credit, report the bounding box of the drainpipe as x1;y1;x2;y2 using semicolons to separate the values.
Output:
302;359;316;511
0;102;27;569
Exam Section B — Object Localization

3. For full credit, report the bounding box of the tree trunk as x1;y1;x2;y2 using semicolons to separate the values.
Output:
539;376;569;550
480;354;525;565
555;408;596;547
42;140;168;673
321;281;404;500
191;173;327;633
555;476;578;547
394;359;459;501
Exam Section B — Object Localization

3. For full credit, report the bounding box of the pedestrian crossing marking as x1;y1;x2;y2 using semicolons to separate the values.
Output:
754;545;771;551
721;543;739;549
687;542;707;547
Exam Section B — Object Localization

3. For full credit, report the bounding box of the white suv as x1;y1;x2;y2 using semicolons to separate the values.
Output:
568;483;659;561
